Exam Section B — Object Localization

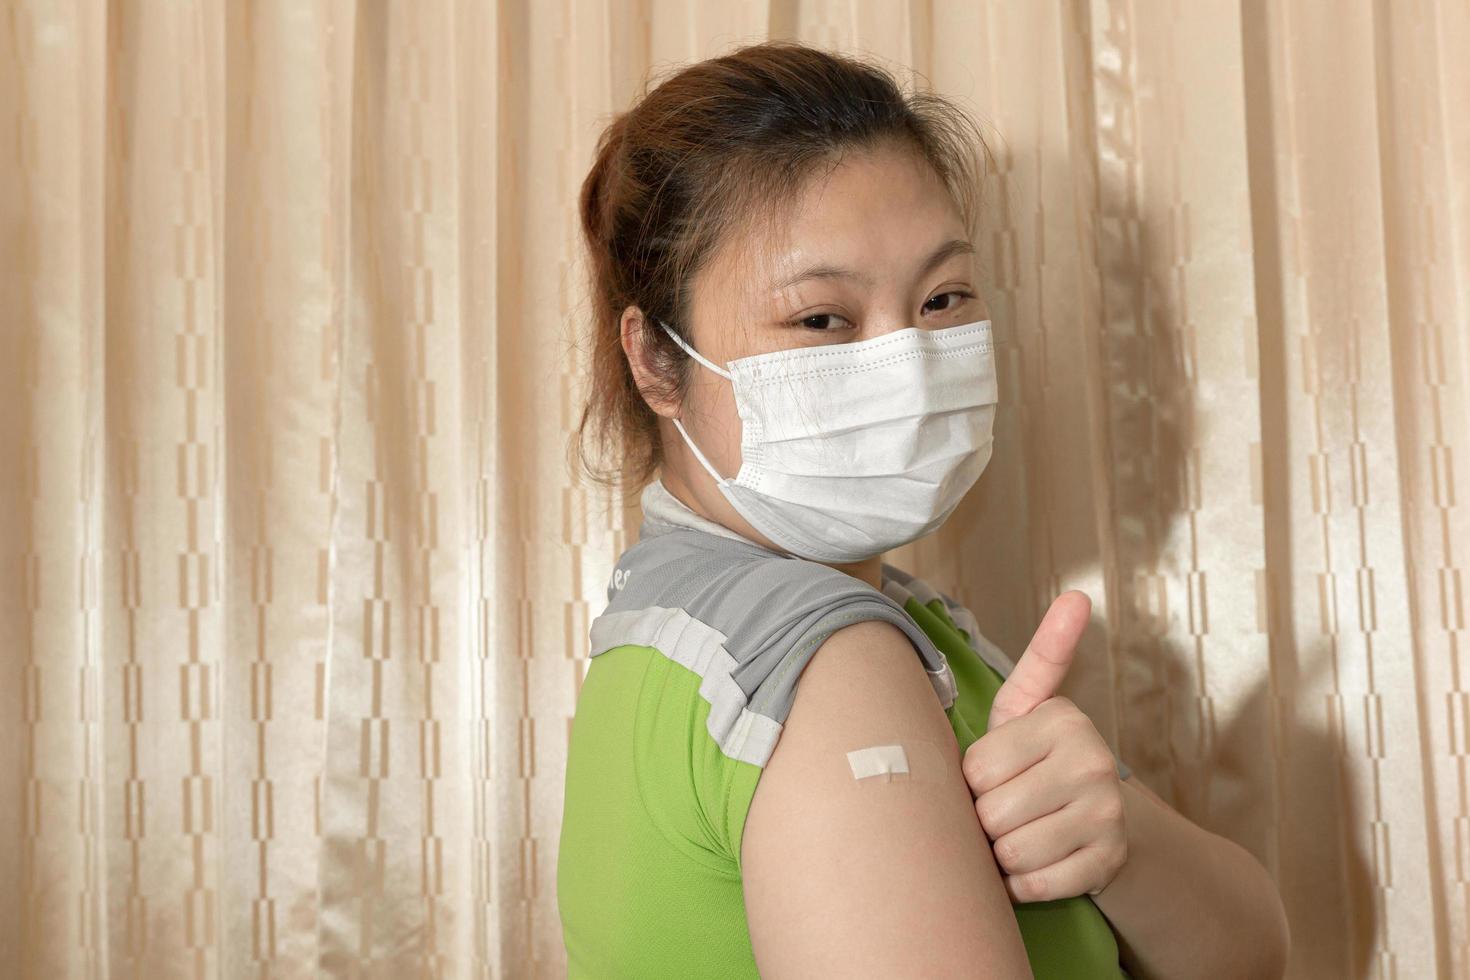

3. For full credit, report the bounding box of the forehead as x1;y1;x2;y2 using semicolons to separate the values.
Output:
698;145;970;306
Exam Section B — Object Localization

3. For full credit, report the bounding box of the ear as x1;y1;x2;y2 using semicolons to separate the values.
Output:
620;306;680;418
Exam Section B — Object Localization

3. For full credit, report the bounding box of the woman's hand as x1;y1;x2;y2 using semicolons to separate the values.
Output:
960;591;1129;904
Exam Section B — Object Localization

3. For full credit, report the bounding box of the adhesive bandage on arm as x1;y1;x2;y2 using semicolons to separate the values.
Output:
844;740;952;785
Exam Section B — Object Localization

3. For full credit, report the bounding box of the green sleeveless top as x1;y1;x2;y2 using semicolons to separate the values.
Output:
557;481;1132;978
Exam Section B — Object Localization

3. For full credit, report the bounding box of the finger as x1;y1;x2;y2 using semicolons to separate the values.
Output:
987;590;1091;733
1002;843;1110;905
989;799;1091;879
961;720;1053;798
970;753;1076;841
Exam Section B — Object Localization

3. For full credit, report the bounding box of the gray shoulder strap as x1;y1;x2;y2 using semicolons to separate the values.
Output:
589;524;958;768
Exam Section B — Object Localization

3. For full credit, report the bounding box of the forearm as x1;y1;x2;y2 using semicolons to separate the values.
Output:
1092;775;1290;979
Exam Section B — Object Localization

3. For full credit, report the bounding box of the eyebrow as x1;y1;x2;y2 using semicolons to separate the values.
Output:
769;237;976;293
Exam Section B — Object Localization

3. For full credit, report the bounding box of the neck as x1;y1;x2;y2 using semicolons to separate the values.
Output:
830;554;885;590
656;470;887;591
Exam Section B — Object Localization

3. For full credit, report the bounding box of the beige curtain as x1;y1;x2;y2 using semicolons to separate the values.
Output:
2;1;1465;977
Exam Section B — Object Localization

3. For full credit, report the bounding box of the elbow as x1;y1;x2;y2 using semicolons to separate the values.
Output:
1220;839;1291;980
1264;893;1287;975
1254;879;1291;979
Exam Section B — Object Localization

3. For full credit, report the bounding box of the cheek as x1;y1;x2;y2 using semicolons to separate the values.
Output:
698;382;745;471
672;376;745;476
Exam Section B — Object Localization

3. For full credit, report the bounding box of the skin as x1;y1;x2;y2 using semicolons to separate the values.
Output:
621;142;1290;978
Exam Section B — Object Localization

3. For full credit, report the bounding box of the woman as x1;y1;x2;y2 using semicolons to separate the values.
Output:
558;40;1290;979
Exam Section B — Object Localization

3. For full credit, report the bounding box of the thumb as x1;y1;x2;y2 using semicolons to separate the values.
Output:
986;591;1091;733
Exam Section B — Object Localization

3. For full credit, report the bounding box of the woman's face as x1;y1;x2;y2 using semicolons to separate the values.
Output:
629;142;990;559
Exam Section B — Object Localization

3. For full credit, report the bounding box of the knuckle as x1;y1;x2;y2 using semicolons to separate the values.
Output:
1097;791;1125;823
961;746;985;786
975;800;1000;830
1036;696;1066;722
1088;753;1118;781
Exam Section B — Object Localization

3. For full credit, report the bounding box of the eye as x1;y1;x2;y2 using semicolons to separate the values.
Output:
923;290;976;315
789;312;851;331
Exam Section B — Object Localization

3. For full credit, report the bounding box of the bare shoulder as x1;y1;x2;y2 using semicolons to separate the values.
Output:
740;618;1033;979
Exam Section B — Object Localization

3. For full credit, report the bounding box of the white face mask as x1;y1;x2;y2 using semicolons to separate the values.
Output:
658;315;998;563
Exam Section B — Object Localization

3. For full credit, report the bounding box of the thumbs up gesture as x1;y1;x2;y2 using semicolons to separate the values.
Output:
960;590;1129;904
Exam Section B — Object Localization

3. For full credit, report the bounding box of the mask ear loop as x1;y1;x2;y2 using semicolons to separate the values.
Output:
657;318;733;380
657;318;734;486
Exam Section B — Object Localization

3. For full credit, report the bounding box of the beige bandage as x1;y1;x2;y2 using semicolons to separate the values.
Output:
845;740;951;785
847;744;908;782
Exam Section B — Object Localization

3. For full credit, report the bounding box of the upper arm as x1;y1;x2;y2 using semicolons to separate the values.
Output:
739;619;1034;979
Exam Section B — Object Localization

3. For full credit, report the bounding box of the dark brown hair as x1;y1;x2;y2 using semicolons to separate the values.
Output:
572;39;994;497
